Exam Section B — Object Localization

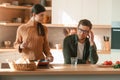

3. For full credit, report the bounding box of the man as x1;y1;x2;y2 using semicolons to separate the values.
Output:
63;19;98;64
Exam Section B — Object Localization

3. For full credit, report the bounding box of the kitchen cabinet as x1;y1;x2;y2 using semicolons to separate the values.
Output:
0;0;52;27
98;0;112;25
82;0;112;25
52;0;112;25
112;0;120;21
82;0;98;24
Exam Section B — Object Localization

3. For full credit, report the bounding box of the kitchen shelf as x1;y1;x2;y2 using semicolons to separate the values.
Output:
93;25;111;29
0;47;16;52
0;22;111;28
0;4;52;10
0;23;22;27
0;23;64;27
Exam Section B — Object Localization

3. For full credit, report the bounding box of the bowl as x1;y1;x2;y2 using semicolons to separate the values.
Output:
4;41;11;48
38;59;49;66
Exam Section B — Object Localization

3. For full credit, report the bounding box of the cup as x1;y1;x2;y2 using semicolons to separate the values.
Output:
17;18;22;23
55;44;61;50
71;57;78;66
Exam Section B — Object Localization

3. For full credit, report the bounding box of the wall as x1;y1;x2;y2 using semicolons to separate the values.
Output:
0;26;66;48
48;27;65;48
0;25;111;50
93;28;111;50
0;26;18;47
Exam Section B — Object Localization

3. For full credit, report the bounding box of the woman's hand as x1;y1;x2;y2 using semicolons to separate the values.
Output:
20;42;28;49
46;56;54;62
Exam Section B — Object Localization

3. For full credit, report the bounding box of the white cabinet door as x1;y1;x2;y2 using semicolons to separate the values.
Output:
98;0;112;25
52;0;112;25
112;0;120;21
52;0;83;24
82;0;99;24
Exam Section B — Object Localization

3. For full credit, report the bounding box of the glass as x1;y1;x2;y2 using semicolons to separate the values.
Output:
78;28;89;34
71;57;78;66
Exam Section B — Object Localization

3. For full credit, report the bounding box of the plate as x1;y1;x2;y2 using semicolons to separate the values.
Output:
38;59;49;66
97;64;113;68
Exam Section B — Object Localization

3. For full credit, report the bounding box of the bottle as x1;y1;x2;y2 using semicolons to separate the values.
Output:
103;36;110;51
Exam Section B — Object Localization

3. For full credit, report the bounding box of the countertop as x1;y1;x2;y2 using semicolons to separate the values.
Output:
0;64;120;75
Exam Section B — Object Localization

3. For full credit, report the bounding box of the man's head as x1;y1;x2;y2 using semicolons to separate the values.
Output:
77;19;92;42
31;4;46;23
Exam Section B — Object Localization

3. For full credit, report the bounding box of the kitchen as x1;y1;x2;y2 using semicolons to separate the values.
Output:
0;0;120;80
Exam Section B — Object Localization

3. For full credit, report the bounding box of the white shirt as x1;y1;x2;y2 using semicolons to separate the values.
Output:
77;42;85;59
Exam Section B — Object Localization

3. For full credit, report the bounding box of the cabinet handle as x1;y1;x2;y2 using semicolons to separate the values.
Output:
113;29;120;32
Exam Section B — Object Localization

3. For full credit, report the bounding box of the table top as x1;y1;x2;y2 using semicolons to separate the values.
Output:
0;64;120;75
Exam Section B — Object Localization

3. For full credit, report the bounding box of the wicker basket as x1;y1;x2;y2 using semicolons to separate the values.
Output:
9;62;37;71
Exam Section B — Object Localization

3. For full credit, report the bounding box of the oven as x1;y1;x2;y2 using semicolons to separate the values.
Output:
111;22;120;49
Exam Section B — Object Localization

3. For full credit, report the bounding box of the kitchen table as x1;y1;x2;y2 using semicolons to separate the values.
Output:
0;64;120;80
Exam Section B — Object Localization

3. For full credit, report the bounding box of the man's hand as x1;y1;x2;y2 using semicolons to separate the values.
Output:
88;30;94;46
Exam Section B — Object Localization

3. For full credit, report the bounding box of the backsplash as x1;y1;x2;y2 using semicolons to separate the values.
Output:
48;27;65;48
93;28;111;50
0;25;111;50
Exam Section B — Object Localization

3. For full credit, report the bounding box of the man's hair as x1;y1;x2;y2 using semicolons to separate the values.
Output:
77;19;92;29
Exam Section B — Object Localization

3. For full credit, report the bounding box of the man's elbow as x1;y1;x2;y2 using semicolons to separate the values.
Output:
91;57;99;64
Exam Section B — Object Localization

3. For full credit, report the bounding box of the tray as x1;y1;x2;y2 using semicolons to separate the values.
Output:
97;64;113;68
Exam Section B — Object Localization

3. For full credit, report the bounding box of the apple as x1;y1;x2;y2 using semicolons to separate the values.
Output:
108;61;112;65
115;61;120;64
103;61;109;65
103;60;112;65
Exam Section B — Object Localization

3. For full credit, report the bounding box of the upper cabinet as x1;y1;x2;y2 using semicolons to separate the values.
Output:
52;0;112;25
0;0;52;26
98;0;112;25
112;0;120;21
82;0;98;24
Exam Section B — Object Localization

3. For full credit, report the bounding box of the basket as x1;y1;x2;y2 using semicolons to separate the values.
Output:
9;62;37;71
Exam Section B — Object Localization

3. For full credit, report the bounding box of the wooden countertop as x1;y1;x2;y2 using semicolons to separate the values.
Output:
0;48;17;52
0;48;110;54
0;64;120;75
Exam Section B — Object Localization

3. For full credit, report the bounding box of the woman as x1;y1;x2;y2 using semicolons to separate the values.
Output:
14;4;53;62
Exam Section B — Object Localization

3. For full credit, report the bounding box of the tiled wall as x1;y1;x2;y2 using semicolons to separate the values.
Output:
0;25;111;50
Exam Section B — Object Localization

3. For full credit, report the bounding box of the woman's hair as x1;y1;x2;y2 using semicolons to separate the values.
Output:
31;4;46;36
77;19;92;29
31;4;46;14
